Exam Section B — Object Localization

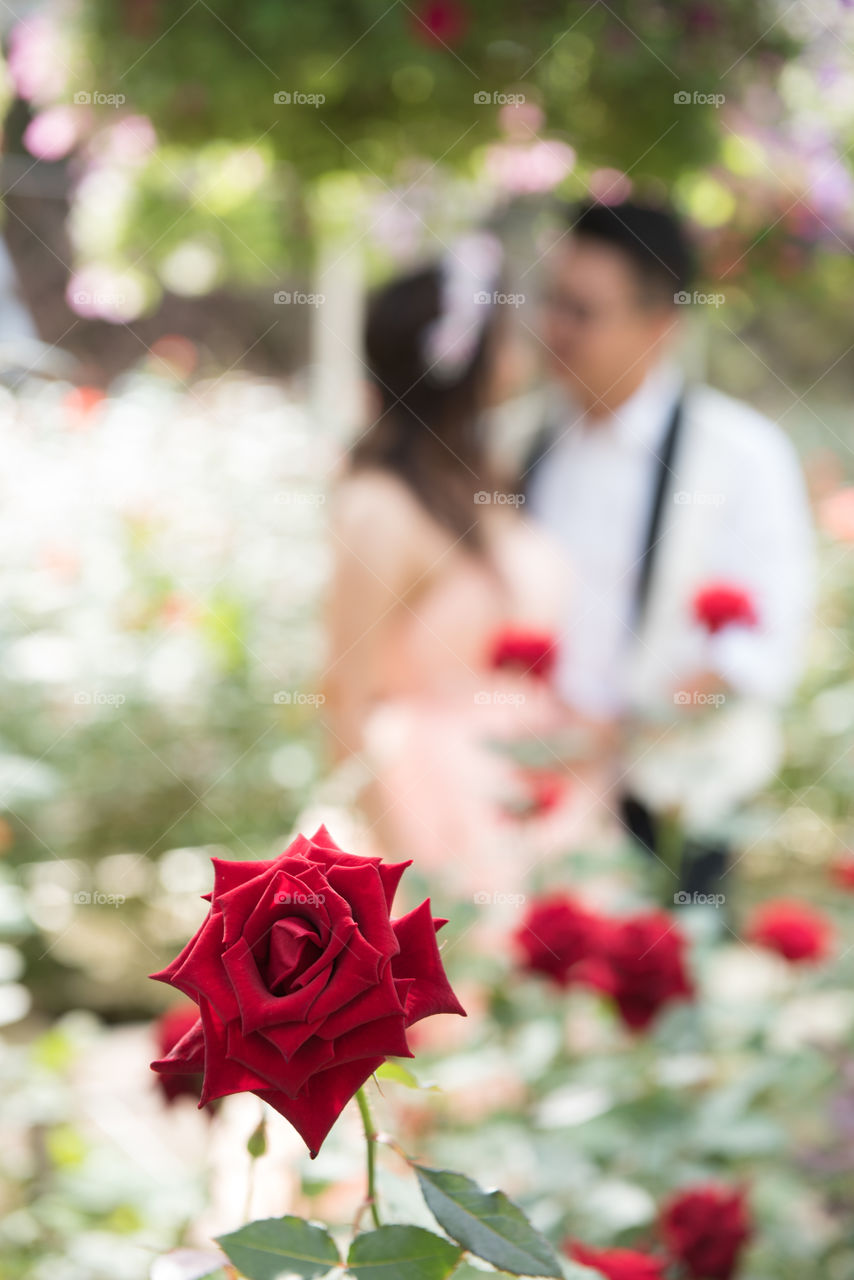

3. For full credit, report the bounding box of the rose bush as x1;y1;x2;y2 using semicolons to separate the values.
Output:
514;893;601;986
150;825;465;1155
568;1240;668;1279
660;1184;752;1280
748;898;832;964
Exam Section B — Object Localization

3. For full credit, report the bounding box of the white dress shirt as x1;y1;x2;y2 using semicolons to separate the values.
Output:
528;361;812;719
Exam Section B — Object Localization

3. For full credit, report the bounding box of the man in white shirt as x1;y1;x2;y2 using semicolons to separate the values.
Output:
526;200;813;898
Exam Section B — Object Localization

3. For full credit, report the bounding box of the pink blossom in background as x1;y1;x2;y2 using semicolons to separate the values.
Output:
498;100;545;138
818;487;854;542
23;106;83;161
8;15;70;104
484;140;575;195
94;115;158;166
589;168;633;204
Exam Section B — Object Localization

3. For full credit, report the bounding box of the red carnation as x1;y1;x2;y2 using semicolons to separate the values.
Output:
661;1184;752;1280
150;826;465;1156
568;1240;668;1280
693;582;758;634
514;893;600;987
153;1003;204;1104
410;0;469;46
585;910;693;1031
488;626;558;680
748;898;832;964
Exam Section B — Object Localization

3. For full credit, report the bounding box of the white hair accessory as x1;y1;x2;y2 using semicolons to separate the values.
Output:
421;231;503;384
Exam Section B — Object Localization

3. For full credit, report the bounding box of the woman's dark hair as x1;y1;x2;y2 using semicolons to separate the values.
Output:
352;262;501;550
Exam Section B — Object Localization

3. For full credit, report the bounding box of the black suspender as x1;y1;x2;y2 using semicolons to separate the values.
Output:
632;393;685;626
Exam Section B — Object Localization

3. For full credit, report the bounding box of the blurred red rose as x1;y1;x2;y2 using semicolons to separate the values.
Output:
584;910;693;1030
693;583;758;634
568;1240;668;1280
502;770;568;821
410;0;469;45
832;855;854;890
660;1183;751;1280
153;1003;203;1104
748;898;832;964
150;826;465;1156
488;626;558;679
514;893;601;987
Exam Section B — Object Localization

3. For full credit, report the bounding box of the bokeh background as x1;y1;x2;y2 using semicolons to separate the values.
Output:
2;2;854;1278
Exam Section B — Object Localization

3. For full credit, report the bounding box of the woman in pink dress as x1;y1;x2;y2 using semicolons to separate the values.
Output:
324;237;598;897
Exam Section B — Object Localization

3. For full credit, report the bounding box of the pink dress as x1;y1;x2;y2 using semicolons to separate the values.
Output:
359;519;587;899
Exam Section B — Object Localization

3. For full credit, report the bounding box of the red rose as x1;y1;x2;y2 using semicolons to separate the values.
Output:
410;0;469;46
568;1240;668;1280
832;855;854;890
514;893;600;986
150;826;465;1156
692;582;758;634
502;770;568;821
584;910;693;1030
153;1003;204;1104
488;626;558;680
748;898;832;964
661;1184;752;1279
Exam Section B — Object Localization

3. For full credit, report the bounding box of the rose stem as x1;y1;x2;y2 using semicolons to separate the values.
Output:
355;1086;381;1228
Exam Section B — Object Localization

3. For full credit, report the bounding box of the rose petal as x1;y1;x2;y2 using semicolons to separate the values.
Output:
256;1054;384;1157
392;900;466;1024
325;862;400;958
165;910;241;1023
222;934;332;1037
150;1015;204;1074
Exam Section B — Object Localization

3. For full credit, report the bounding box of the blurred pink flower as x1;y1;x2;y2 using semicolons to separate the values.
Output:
485;140;575;194
818;487;854;542
589;168;633;204
498;100;545;138
8;15;69;104
23;106;83;161
96;115;158;165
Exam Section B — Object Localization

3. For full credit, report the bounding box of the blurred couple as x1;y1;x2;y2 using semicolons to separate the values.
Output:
324;200;812;900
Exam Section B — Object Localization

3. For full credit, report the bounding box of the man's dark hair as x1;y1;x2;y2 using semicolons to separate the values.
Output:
568;199;696;305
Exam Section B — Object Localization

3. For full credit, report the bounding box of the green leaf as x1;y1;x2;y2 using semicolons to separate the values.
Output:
347;1226;462;1280
216;1216;340;1280
415;1167;563;1279
375;1061;437;1091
